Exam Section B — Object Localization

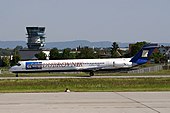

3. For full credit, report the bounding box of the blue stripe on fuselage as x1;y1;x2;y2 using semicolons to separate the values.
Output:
26;62;42;69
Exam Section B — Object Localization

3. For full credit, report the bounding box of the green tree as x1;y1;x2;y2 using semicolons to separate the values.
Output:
62;48;71;59
130;41;147;57
1;56;10;67
11;54;21;66
77;47;96;59
110;42;119;58
11;49;21;66
0;48;12;56
49;48;61;60
151;52;167;64
35;51;47;60
14;46;23;51
69;53;77;59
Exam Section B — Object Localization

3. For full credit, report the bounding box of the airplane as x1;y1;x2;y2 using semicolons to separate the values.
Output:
10;43;158;77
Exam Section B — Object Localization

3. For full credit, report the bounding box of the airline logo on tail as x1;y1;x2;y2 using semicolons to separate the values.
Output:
141;50;149;58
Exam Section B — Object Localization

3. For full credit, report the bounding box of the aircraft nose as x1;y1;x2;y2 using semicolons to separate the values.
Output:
9;66;18;72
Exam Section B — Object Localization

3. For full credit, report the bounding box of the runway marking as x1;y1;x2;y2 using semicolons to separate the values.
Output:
115;92;161;113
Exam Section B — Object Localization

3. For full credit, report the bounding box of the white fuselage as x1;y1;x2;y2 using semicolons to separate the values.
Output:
10;58;132;73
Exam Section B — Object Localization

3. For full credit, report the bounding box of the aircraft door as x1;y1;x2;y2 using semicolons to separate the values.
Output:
113;62;115;67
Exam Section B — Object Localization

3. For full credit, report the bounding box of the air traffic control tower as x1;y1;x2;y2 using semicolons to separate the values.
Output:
26;27;46;49
19;27;50;60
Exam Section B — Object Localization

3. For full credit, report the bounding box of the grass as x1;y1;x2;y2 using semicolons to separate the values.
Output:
0;69;170;77
0;78;170;92
0;65;170;93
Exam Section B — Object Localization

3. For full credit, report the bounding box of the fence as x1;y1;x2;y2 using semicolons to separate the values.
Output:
128;65;163;74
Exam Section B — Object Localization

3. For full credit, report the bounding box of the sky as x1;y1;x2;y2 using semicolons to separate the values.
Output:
0;0;170;43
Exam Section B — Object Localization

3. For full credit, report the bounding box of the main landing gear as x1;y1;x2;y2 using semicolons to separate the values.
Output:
89;71;94;76
16;73;18;77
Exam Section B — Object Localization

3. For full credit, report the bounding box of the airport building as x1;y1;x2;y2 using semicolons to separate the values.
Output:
26;27;46;49
19;27;50;60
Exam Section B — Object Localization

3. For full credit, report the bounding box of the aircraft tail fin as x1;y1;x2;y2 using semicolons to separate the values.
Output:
130;43;158;65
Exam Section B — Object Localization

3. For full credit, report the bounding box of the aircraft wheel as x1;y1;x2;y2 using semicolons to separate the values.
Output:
89;71;94;76
16;73;18;77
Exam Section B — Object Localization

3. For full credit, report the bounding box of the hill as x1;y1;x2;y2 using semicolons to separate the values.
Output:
0;40;168;49
0;40;129;49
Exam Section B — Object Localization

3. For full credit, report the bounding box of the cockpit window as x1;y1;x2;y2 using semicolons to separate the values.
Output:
16;63;21;66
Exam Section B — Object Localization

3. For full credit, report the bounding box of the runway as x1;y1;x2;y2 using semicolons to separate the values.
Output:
0;75;170;79
0;92;170;113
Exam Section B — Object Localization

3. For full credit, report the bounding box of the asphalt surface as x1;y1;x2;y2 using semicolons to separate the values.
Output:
0;75;170;79
0;92;170;113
